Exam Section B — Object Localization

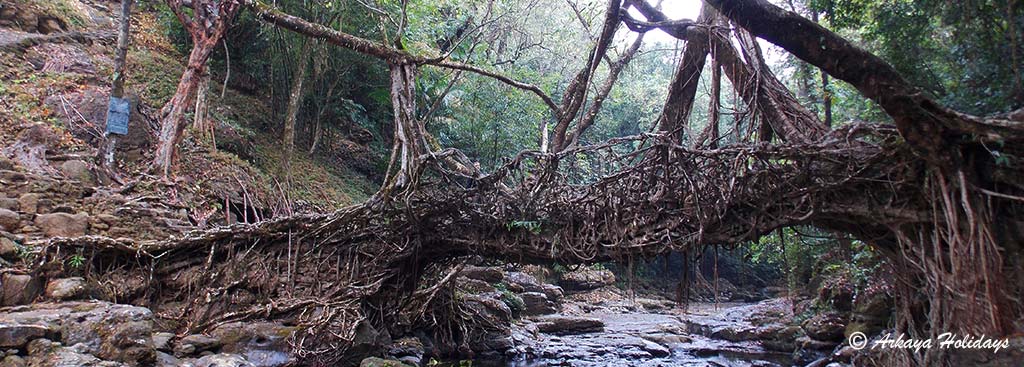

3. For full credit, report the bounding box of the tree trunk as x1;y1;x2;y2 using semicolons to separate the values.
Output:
193;71;211;144
707;59;721;148
638;2;713;141
821;71;832;127
111;0;133;99
379;62;430;194
283;41;312;173
153;43;210;177
154;0;241;178
811;10;832;128
704;0;1024;342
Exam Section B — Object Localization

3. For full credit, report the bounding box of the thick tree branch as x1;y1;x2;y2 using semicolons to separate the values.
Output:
551;0;623;152
634;2;825;143
636;2;711;140
704;0;1024;157
565;33;646;147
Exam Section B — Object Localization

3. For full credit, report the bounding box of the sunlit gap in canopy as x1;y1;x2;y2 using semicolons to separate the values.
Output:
624;0;789;69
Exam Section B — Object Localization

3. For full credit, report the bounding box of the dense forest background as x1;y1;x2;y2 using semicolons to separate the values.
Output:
147;0;1022;291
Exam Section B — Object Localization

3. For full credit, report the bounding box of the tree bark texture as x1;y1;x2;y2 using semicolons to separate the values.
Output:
153;0;242;177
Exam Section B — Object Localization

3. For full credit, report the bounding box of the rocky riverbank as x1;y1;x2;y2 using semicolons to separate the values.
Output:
358;265;868;367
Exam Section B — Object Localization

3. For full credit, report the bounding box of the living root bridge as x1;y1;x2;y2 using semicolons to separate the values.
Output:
37;0;1024;365
37;126;931;363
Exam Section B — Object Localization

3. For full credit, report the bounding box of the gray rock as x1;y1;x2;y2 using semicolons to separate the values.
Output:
0;237;18;260
25;338;56;355
175;334;223;357
386;336;423;359
34;212;89;237
152;332;174;352
0;209;19;232
0;324;50;349
505;272;565;302
1;273;42;306
60;302;155;365
796;336;840;351
59;160;95;186
456;277;496;293
155;351;180;367
801;312;847;342
640;339;670;357
460;266;504;283
532;316;604;335
1;355;26;367
210;322;296;367
520;292;557;316
0;157;13;171
45;278;87;301
192;353;254;367
24;345;116;367
539;284;564;302
558;269;615;291
0;198;17;211
462;294;512;324
359;357;413;367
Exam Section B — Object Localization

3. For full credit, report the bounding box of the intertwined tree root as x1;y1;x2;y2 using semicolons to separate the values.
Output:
37;124;1016;365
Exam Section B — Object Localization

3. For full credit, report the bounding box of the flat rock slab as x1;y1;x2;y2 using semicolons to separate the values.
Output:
531;315;604;335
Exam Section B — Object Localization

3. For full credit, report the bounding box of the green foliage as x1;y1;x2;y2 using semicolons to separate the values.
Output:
506;220;542;234
494;282;525;315
67;249;85;269
807;0;1024;115
15;243;35;262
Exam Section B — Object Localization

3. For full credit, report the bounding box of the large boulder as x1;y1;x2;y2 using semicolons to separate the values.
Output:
845;291;893;338
1;273;43;306
34;212;89;237
462;293;512;325
24;344;118;367
210;322;296;367
0;208;20;231
0;302;154;365
460;293;515;357
0;324;50;349
386;337;424;366
801;312;847;342
0;198;17;211
61;302;155;365
174;334;223;357
506;272;564;301
0;236;20;260
456;277;496;294
44;277;87;301
558;268;615;291
59;160;96;186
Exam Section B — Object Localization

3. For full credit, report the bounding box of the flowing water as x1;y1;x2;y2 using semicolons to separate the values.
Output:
500;300;797;367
